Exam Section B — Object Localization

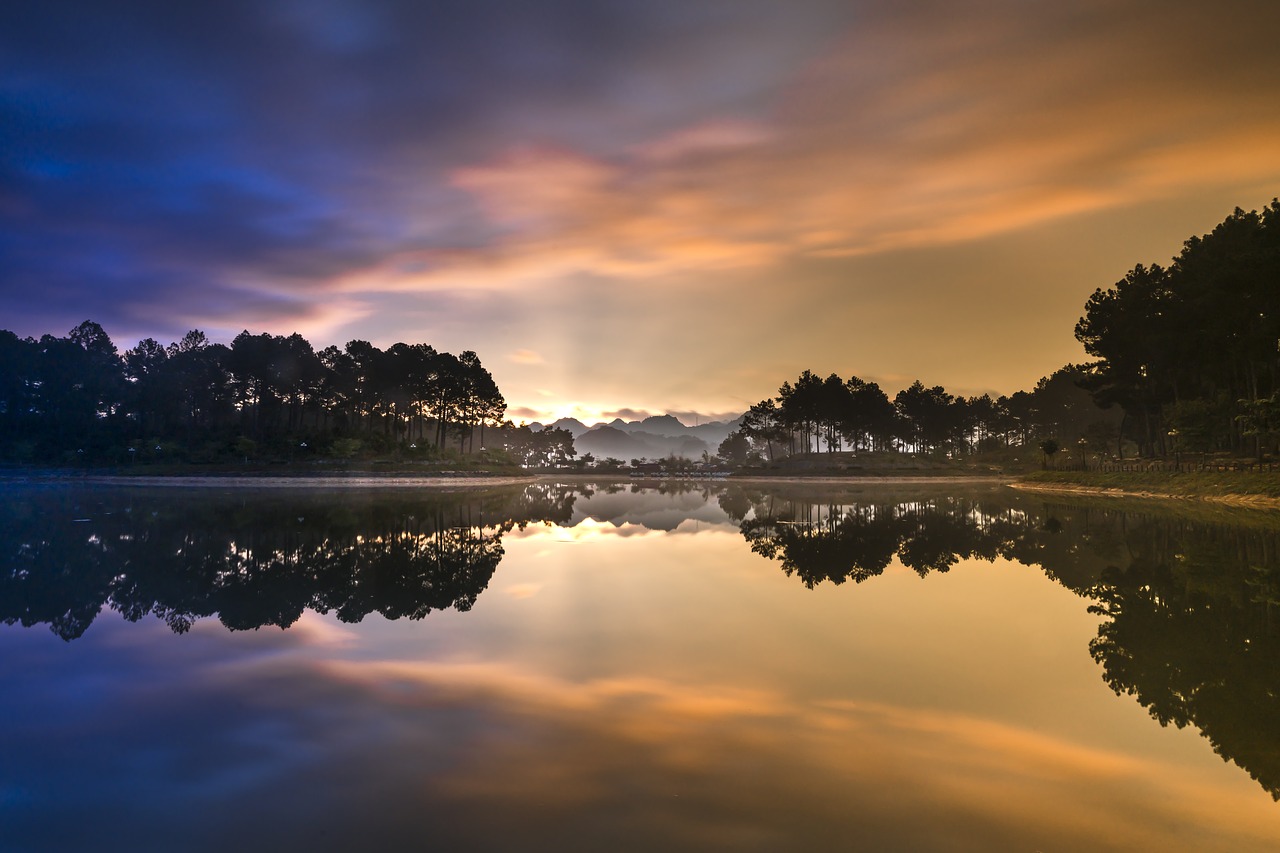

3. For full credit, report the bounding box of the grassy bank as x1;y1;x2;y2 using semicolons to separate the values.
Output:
1020;469;1280;500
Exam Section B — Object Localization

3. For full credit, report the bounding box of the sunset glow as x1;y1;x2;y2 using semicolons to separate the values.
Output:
4;0;1280;421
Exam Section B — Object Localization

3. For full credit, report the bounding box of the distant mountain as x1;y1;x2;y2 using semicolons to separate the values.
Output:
633;414;687;436
548;417;590;438
571;412;743;458
688;415;743;448
518;418;589;438
518;412;744;459
575;426;651;459
577;427;711;460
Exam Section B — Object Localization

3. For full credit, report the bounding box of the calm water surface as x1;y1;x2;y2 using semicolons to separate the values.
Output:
3;480;1280;851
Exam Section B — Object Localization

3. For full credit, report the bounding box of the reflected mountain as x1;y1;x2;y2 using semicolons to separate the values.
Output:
728;484;1280;800
1;482;578;640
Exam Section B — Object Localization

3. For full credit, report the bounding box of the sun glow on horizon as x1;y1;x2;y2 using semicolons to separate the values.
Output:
504;401;746;428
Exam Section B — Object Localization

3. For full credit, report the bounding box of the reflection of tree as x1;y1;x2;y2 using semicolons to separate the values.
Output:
734;485;1280;801
741;507;899;588
735;490;1028;587
1085;523;1280;799
0;485;578;640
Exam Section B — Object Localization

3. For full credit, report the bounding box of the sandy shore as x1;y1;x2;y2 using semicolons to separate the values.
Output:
724;475;1014;486
1009;481;1280;510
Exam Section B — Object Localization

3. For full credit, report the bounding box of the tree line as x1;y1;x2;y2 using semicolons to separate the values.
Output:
722;200;1280;466
1076;200;1280;458
721;365;1119;464
6;200;1275;467
0;321;510;463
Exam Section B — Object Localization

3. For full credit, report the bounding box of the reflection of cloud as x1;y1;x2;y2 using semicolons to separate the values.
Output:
20;613;1280;850
285;611;361;647
503;583;542;599
298;657;1280;850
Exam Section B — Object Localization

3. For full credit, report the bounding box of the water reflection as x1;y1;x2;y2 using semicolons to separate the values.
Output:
3;479;1280;810
727;484;1280;800
2;482;577;639
729;489;1019;583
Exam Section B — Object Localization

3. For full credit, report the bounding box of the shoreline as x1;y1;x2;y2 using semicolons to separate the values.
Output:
4;469;1274;509
724;474;1013;486
1010;481;1280;510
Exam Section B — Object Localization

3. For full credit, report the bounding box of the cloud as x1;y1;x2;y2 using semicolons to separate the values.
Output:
321;0;1280;300
602;408;654;421
505;406;543;422
508;348;544;364
5;0;1280;410
668;410;743;425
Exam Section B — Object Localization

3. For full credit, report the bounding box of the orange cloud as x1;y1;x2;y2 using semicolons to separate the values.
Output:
326;1;1280;301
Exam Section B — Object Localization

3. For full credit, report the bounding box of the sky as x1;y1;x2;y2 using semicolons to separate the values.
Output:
4;0;1280;425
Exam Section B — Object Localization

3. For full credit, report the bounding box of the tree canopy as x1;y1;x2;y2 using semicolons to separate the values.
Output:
729;365;1116;463
1075;200;1280;457
0;323;511;463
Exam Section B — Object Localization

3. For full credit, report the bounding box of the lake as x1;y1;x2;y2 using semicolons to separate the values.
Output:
3;479;1279;851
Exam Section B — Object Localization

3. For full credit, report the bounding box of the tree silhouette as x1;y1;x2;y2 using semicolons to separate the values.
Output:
1076;201;1280;456
0;321;518;464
